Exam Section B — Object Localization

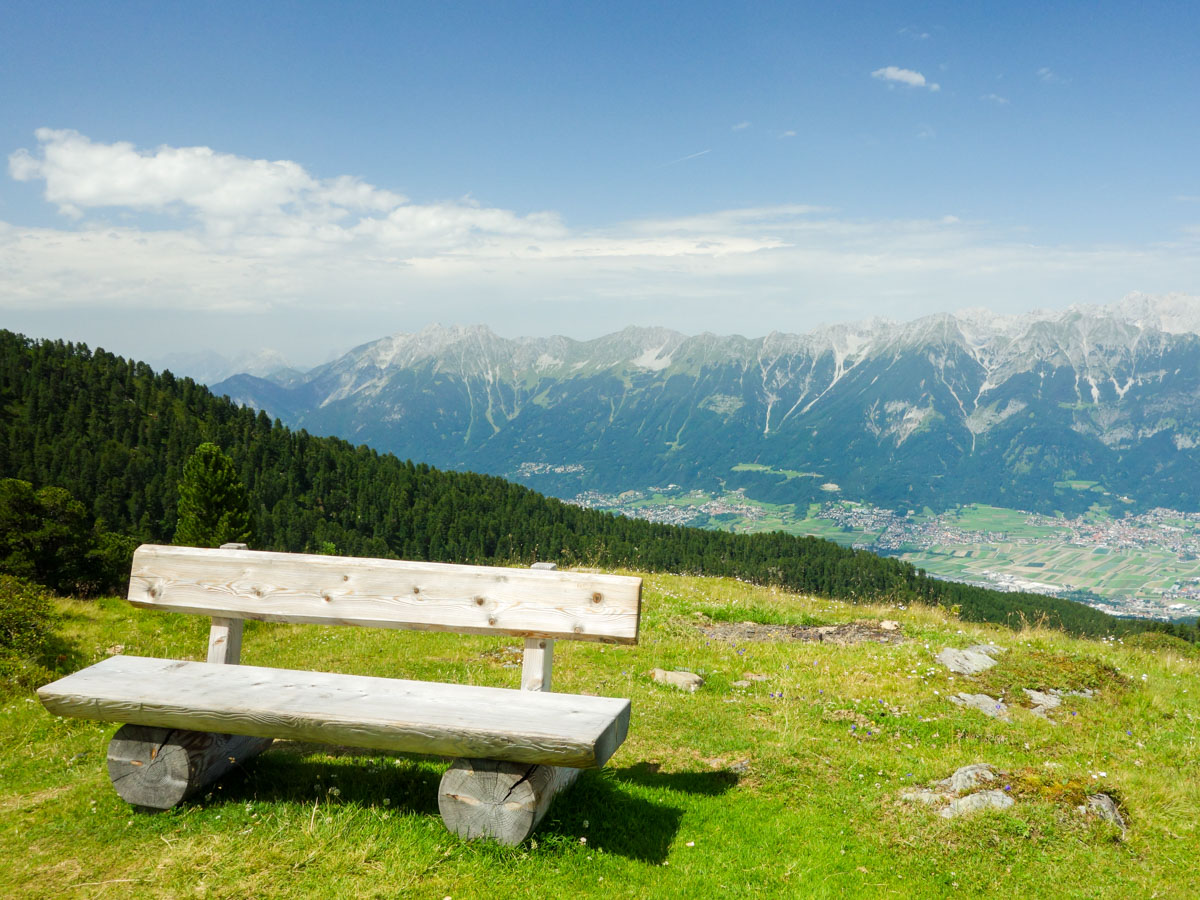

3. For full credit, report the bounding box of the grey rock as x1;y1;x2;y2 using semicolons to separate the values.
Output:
744;673;771;682
1028;705;1057;722
650;668;704;692
940;789;1015;818
1079;793;1127;833
1023;689;1061;709
880;620;900;631
730;680;752;689
950;692;1012;721
901;787;953;806
936;647;998;675
966;644;1007;657
937;764;996;794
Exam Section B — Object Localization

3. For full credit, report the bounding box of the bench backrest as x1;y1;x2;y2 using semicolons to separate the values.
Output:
128;544;642;644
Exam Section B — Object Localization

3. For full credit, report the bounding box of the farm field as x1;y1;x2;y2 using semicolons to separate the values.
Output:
573;486;1200;620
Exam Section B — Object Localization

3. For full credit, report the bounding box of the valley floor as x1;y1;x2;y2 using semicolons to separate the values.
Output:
569;486;1200;621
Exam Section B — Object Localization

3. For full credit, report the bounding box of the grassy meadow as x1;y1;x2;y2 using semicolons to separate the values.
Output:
4;574;1200;898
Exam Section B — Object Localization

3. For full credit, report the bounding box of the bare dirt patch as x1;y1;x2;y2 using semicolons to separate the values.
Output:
698;621;904;645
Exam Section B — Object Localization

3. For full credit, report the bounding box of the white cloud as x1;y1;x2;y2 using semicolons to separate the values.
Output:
732;121;750;131
1037;67;1062;83
982;93;1010;105
871;66;940;91
780;130;796;138
899;26;931;40
2;129;1198;358
8;128;563;250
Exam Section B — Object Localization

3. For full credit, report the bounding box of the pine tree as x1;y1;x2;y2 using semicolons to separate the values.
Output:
174;443;253;548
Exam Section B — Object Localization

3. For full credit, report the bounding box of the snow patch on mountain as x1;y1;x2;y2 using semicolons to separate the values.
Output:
632;343;674;370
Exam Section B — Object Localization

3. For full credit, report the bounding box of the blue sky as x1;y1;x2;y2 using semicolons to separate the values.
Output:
1;1;1197;365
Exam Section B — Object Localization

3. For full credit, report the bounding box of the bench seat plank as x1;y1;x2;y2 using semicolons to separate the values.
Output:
39;656;630;768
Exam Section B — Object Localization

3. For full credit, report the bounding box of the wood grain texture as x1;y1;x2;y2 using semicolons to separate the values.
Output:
128;545;641;644
39;656;631;768
521;638;554;692
206;617;243;664
437;758;580;844
106;724;273;809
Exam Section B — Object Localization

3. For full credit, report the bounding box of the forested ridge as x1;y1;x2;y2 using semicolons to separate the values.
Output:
1;329;1188;640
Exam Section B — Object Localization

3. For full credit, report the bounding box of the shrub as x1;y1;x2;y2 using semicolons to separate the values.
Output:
0;575;58;692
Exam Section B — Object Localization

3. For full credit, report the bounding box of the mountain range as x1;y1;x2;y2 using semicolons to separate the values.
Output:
211;293;1200;514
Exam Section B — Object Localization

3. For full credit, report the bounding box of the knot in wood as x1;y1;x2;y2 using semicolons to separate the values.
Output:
321;591;332;602
591;592;603;604
573;624;583;634
474;596;485;606
487;615;497;626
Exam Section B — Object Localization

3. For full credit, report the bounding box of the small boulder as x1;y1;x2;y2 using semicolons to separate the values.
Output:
940;789;1014;819
1028;705;1057;723
651;668;704;692
937;763;996;794
1023;689;1061;709
966;644;1007;657
730;680;752;689
949;692;1011;721
1078;793;1127;834
880;620;900;632
936;647;999;675
900;787;953;806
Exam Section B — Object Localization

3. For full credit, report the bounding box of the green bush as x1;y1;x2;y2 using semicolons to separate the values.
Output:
0;575;58;692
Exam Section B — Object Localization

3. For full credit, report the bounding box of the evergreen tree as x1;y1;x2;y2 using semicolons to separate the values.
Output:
174;443;253;548
0;479;97;594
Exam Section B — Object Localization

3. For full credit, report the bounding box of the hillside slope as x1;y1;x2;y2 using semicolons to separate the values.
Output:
0;329;1154;637
4;573;1198;897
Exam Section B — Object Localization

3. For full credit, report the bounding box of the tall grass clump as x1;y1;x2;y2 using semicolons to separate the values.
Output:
0;575;58;692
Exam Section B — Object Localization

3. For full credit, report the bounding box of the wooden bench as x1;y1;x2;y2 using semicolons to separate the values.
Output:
37;543;642;844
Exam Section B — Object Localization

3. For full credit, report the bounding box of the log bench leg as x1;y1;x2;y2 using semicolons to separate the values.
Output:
437;758;581;845
106;724;274;809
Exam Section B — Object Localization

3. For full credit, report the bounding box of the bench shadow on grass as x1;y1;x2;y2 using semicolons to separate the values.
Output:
194;741;445;817
188;743;730;864
538;763;738;863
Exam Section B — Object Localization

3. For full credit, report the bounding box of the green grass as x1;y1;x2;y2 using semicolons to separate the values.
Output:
4;579;1200;898
731;463;820;481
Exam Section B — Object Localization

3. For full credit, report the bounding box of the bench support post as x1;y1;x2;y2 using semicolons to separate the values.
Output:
437;758;580;845
207;617;243;664
105;540;273;809
437;560;583;844
106;724;274;809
